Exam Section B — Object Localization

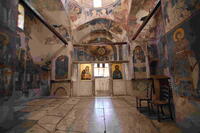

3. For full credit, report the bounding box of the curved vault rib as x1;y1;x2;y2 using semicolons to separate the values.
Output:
77;29;121;43
72;18;126;43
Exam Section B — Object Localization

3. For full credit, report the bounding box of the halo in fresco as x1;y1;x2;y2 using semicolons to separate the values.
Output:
173;28;185;42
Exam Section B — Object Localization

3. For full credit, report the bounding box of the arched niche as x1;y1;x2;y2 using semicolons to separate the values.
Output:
55;55;69;79
54;87;67;96
132;46;147;79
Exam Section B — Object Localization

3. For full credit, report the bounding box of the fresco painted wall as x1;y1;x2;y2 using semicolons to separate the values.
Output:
130;4;200;131
55;55;69;79
0;1;57;112
164;11;200;131
13;5;56;99
127;0;158;38
162;0;200;33
0;0;18;126
160;0;200;131
73;45;127;61
132;45;148;79
50;43;73;96
141;3;200;131
73;44;129;62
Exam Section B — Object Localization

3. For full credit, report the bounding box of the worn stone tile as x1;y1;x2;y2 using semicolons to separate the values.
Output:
7;121;37;133
56;109;77;131
47;104;74;117
27;111;47;120
20;106;42;112
64;98;80;105
54;130;66;133
39;123;57;132
7;96;183;133
56;107;104;133
152;120;182;133
111;98;131;108
74;99;95;109
71;108;104;133
103;98;158;133
19;121;37;129
122;96;137;106
26;99;54;106
55;130;78;133
48;99;67;107
38;115;62;125
24;124;49;133
39;106;58;112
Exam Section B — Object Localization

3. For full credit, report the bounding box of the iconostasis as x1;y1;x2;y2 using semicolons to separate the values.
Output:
79;63;125;80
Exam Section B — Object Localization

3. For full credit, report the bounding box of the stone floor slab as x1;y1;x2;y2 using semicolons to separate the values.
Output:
6;96;182;133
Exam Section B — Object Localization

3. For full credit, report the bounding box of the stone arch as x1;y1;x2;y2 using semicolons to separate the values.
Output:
53;87;68;96
73;18;126;43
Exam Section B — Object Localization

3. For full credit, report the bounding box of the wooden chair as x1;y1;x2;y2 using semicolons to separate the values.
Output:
148;76;173;122
136;79;153;113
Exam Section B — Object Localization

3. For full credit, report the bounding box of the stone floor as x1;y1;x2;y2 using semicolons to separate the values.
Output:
4;96;182;133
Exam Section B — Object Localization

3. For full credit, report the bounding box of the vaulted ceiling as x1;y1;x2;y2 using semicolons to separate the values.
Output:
26;0;159;44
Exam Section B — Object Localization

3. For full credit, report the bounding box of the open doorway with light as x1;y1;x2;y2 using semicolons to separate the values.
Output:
94;63;111;96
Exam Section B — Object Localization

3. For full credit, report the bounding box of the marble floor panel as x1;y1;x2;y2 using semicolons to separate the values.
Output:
4;96;182;133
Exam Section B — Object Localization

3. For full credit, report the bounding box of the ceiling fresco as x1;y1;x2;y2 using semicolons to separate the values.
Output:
26;0;159;44
26;0;71;39
72;0;119;8
64;0;131;29
87;38;113;44
127;0;159;39
65;0;159;43
72;18;127;43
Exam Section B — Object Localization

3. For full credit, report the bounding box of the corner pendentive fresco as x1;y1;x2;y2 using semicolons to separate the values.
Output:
162;0;200;32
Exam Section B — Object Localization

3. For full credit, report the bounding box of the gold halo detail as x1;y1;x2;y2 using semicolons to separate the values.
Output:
173;28;185;42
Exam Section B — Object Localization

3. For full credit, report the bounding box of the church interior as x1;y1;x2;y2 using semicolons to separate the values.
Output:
0;0;200;133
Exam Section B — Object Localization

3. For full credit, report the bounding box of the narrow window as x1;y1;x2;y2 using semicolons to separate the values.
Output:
18;4;25;30
94;63;109;77
93;0;102;8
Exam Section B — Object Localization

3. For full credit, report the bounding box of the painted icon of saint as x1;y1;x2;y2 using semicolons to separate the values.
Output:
113;65;122;79
81;66;92;80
